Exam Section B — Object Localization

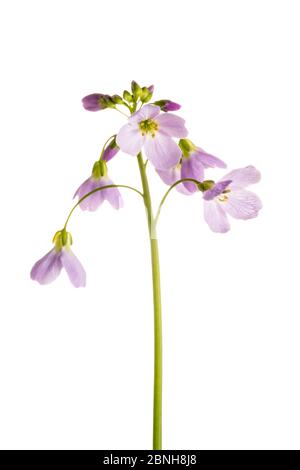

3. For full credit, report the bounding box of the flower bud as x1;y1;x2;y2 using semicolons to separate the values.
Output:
111;94;124;105
141;86;154;103
154;99;181;112
103;137;119;162
131;80;143;100
123;90;133;103
82;93;115;111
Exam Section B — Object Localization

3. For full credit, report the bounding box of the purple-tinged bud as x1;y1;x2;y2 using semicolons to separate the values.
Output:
82;93;114;111
154;99;181;112
141;85;154;103
103;137;119;162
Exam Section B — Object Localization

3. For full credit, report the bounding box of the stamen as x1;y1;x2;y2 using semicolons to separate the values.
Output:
139;119;159;136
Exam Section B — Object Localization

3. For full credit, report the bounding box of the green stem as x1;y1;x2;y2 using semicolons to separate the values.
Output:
137;152;163;450
63;184;143;230
155;177;202;225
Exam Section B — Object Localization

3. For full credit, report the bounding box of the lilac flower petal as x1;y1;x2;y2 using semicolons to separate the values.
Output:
144;133;181;170
101;178;123;209
30;248;63;285
156;113;188;138
129;104;160;123
203;201;230;233
220;166;261;189
203;180;232;201
61;248;86;288
223;190;262;220
194;149;226;169
116;123;145;155
156;167;191;195
74;177;105;211
181;157;204;193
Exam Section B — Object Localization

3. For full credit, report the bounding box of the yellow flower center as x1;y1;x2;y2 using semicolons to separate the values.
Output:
139;119;158;138
217;188;231;203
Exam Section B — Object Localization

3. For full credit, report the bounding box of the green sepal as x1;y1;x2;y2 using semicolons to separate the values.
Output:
92;160;107;179
111;94;124;105
123;90;133;103
179;139;196;157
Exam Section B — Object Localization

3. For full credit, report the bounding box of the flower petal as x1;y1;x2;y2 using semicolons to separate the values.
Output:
203;201;230;233
156;113;188;138
30;248;62;285
74;177;104;211
116;123;144;156
220;166;261;189
61;248;86;288
223;189;262;220
181;157;204;193
203;180;232;200
129;104;160;123
156;166;191;194
102;178;124;209
194;149;226;169
144;133;181;170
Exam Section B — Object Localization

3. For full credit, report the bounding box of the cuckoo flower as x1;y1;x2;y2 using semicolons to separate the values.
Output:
202;166;262;233
116;104;188;170
157;139;226;194
74;160;123;211
30;230;86;287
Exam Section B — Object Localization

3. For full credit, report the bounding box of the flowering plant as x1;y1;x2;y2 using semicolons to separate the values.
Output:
31;81;262;449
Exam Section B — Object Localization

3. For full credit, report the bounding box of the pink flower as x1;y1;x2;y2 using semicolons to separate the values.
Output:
30;231;86;287
116;104;188;170
74;160;123;211
157;139;226;194
202;166;262;233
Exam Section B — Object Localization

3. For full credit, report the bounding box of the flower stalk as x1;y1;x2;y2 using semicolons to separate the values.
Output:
137;152;162;450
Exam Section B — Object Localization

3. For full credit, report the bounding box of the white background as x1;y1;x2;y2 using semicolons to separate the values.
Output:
0;0;299;450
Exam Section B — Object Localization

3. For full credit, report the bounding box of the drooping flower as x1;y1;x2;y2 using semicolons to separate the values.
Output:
116;104;188;170
30;230;86;287
157;139;226;194
202;166;262;233
74;160;123;211
154;100;181;112
82;94;114;111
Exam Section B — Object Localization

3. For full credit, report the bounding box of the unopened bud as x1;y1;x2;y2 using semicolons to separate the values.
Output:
131;80;143;100
111;94;124;105
123;90;133;103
